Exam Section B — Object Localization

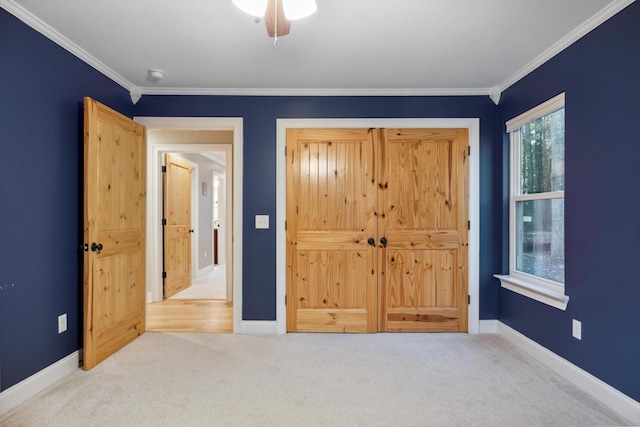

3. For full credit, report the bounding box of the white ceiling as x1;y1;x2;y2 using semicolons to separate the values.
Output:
3;0;630;102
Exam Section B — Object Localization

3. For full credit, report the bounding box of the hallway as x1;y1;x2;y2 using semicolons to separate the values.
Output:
147;265;232;333
170;265;227;300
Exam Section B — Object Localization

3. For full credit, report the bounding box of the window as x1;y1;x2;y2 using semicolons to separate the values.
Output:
495;93;568;310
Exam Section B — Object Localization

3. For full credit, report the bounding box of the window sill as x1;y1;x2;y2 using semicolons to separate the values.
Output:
494;274;569;311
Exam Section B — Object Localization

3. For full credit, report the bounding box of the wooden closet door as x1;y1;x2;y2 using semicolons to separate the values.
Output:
286;129;378;332
378;129;469;332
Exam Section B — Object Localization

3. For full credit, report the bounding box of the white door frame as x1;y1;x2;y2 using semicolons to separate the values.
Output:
276;118;480;334
135;117;243;334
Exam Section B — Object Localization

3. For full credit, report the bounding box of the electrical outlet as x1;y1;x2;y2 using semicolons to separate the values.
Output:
58;313;67;334
572;319;582;340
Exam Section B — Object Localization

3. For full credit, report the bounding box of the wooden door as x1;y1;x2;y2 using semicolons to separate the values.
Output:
163;154;192;298
83;97;146;370
286;127;469;333
286;129;378;332
378;129;468;332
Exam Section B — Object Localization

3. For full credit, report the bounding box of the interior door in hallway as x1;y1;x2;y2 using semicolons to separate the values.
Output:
163;154;192;298
83;97;146;370
286;129;378;332
378;129;469;332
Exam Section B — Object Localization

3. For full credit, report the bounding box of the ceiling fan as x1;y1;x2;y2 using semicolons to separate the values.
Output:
233;0;317;40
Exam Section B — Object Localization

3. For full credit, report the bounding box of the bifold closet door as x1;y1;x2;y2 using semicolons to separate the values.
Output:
286;129;378;332
377;128;469;332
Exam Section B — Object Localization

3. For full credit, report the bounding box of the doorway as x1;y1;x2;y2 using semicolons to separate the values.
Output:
135;117;243;333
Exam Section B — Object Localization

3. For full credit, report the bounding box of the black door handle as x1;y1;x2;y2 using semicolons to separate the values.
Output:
367;237;375;246
380;237;388;247
189;229;194;233
91;242;103;252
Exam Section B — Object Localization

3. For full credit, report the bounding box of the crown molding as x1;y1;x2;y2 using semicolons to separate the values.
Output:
495;0;636;95
137;86;493;98
0;0;136;92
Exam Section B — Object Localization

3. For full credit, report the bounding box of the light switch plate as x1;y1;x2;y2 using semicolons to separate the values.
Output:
255;215;269;229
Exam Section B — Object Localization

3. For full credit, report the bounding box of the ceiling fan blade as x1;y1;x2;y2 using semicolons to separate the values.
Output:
265;0;291;37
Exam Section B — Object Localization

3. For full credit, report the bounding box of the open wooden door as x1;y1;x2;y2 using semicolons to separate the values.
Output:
286;129;378;332
83;97;146;370
378;128;469;332
163;154;192;298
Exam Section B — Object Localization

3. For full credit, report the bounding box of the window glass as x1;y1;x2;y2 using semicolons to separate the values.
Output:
519;108;565;194
515;198;564;283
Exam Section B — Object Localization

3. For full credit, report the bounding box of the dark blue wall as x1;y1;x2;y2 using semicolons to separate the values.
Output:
134;96;503;321
0;9;132;391
497;2;640;402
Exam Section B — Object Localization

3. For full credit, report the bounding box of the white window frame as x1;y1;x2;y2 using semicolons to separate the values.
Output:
495;93;569;310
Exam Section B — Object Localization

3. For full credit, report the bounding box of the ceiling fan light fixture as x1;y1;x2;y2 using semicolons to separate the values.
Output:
232;0;268;17
282;0;317;20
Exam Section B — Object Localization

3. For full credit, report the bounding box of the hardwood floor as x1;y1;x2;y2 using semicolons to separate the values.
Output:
147;299;232;333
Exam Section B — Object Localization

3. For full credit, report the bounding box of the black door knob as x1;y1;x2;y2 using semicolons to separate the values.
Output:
189;229;194;233
380;237;388;247
91;242;103;252
367;237;375;246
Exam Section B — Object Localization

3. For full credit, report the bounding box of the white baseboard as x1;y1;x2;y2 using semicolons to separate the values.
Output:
0;351;80;416
240;320;277;334
478;319;498;334
497;321;640;425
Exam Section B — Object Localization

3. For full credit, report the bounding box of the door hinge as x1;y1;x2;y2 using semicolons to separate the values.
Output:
284;146;287;156
285;220;287;231
162;166;167;173
162;218;167;226
162;272;167;279
468;146;471;156
468;220;470;230
468;295;470;305
285;295;287;305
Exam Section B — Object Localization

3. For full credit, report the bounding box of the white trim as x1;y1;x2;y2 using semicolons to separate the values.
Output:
136;87;493;98
513;191;565;202
506;93;565;132
497;322;640;425
241;321;278;334
479;319;499;334
494;274;569;311
134;117;243;334
495;0;635;94
0;0;135;93
0;351;80;415
276;118;480;335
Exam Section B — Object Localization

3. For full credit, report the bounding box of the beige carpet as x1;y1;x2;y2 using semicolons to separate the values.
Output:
1;333;631;426
169;265;226;300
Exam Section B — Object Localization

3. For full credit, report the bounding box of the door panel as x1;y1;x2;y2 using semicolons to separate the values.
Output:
83;97;146;370
287;129;377;332
378;129;468;332
163;154;192;298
